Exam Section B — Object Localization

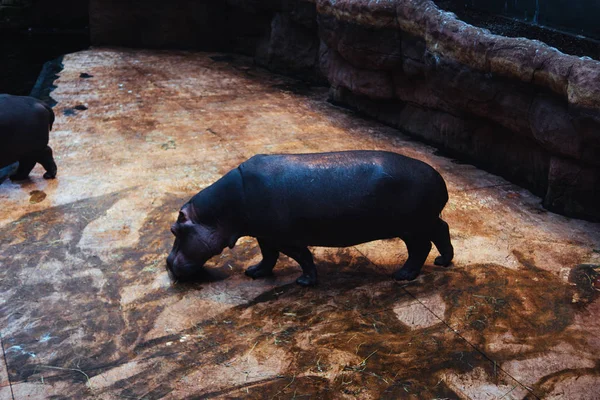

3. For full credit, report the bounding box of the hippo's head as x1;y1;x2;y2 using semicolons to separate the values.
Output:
166;202;229;280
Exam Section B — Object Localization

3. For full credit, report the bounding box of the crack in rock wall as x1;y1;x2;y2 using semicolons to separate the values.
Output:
89;0;600;221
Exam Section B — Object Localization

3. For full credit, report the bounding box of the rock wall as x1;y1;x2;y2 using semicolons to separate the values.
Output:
316;0;600;221
89;0;600;221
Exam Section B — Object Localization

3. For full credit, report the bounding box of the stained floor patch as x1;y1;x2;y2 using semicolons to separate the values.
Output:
0;48;599;399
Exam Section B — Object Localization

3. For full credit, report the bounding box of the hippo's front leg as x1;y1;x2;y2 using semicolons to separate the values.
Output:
245;238;279;279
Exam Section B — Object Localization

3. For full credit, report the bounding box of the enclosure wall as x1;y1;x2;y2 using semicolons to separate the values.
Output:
89;0;600;221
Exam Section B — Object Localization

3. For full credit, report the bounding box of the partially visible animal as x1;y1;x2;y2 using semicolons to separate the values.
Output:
0;94;57;181
167;151;454;286
0;162;19;184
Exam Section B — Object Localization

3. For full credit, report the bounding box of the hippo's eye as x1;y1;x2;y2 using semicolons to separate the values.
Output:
177;212;187;223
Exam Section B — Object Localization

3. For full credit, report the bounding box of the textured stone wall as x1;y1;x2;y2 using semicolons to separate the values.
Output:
316;0;600;221
89;0;600;220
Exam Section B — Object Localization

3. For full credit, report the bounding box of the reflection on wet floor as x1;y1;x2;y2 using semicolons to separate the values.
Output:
1;48;599;399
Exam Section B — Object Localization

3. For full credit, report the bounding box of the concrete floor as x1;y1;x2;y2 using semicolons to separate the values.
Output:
1;48;600;399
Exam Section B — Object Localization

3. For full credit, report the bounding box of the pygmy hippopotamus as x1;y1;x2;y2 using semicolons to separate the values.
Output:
0;94;57;182
167;150;454;286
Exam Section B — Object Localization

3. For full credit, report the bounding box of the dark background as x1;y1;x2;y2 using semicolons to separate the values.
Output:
463;0;600;40
0;0;90;95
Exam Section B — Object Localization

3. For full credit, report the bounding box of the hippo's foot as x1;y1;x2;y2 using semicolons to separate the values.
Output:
43;171;57;179
296;273;317;287
39;147;57;179
434;255;453;267
10;172;30;181
392;267;421;281
245;263;274;279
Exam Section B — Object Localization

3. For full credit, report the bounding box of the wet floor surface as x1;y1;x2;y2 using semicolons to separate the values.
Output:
1;48;600;399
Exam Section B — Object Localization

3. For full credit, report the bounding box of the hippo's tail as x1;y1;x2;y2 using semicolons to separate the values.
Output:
428;166;449;215
42;102;55;131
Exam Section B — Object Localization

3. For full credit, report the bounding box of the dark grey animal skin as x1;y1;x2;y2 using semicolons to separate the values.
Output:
167;151;454;286
0;94;57;181
0;162;19;184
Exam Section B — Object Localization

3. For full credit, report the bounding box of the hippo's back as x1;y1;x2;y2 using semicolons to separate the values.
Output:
0;95;52;165
238;151;448;246
0;95;51;132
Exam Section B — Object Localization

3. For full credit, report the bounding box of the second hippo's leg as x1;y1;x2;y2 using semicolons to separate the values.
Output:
432;217;454;267
38;146;57;179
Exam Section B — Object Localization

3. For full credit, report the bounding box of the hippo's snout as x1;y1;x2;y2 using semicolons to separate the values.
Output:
166;247;208;281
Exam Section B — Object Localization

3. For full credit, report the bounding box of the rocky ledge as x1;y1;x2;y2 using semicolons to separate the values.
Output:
90;0;600;220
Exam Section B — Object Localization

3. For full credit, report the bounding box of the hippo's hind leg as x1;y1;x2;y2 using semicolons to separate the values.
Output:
393;236;432;281
280;245;318;286
245;238;279;279
432;217;454;267
10;154;36;181
10;146;57;181
38;146;57;179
